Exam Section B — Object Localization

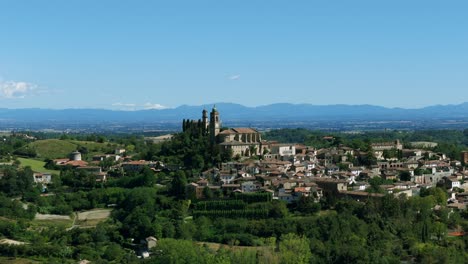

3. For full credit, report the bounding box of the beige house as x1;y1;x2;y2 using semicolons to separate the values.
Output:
218;128;264;157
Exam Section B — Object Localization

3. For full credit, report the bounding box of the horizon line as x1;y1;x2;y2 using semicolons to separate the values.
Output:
0;101;467;111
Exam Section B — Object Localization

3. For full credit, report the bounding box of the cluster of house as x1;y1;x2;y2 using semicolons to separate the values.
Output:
31;147;170;190
27;136;468;212
26;107;468;211
186;138;468;210
33;149;125;186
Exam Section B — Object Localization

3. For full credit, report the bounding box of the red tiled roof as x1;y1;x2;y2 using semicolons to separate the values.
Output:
219;129;236;135
448;232;466;237
232;128;258;134
66;160;88;167
294;187;310;192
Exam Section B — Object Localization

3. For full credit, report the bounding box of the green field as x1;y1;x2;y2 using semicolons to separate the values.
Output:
31;218;74;229
20;139;120;160
66;140;118;156
17;158;60;174
24;139;77;159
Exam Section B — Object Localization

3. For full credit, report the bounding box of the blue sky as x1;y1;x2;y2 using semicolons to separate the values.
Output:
0;0;467;110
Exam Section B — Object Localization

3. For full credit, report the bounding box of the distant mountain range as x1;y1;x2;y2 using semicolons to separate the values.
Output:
1;103;468;125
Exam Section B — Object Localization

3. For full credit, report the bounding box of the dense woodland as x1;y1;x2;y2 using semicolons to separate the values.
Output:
0;128;467;263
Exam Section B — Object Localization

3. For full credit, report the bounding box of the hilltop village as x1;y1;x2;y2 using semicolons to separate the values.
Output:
0;108;467;262
28;107;468;208
179;107;468;209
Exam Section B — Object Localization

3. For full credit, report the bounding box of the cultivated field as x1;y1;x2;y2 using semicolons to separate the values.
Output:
76;209;112;227
35;213;71;221
33;213;74;229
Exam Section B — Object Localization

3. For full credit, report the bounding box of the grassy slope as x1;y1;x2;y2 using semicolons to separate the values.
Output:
22;139;119;160
66;140;117;157
26;139;77;159
17;158;60;174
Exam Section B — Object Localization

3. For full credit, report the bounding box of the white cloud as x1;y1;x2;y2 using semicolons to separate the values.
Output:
112;102;137;107
143;103;167;110
0;80;37;98
228;74;240;80
111;102;167;111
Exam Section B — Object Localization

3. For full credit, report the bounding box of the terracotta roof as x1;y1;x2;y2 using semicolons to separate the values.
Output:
219;129;236;135
294;187;310;192
66;160;88;167
232;128;258;134
54;159;70;164
448;231;466;237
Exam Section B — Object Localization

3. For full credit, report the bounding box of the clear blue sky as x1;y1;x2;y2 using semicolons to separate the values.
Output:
0;0;467;110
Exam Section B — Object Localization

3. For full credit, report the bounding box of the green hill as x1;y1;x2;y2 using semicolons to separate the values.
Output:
67;140;115;153
26;139;77;159
19;139;119;160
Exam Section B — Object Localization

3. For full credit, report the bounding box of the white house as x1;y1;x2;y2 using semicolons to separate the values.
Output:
219;173;236;184
33;173;52;184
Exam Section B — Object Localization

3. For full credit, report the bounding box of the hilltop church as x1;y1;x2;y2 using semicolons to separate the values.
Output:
186;106;266;157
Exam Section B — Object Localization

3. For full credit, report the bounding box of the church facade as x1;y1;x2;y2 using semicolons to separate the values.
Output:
189;106;267;157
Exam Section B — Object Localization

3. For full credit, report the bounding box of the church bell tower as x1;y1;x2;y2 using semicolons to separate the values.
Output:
209;106;221;143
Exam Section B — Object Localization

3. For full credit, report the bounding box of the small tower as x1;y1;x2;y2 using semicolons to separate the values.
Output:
70;151;82;161
209;106;221;143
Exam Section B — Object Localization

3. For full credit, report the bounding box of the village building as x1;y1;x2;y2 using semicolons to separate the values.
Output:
33;172;52;184
121;160;162;173
186;106;266;157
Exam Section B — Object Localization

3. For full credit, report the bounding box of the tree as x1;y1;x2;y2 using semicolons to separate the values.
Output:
414;167;424;176
368;177;384;193
269;200;288;218
103;243;125;261
170;171;187;199
279;233;312;264
420;187;447;205
296;196;321;215
358;151;377;166
123;207;154;239
202;186;214;199
399;171;412;182
99;157;115;170
149;238;210;263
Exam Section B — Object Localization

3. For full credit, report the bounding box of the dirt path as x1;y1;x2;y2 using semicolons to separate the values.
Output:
65;209;112;230
0;239;27;245
66;213;78;231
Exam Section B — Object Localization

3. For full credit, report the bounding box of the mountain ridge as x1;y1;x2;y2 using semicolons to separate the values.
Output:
0;102;467;124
